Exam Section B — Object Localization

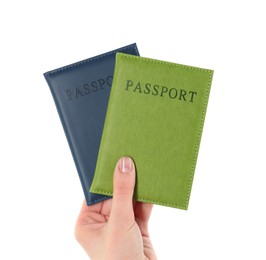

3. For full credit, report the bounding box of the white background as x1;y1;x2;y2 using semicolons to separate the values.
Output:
0;0;265;259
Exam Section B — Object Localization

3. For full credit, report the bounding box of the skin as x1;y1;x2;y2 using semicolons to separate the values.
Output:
75;157;157;260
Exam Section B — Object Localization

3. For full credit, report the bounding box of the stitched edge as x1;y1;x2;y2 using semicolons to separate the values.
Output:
93;54;213;209
185;70;213;208
88;195;111;205
91;189;187;210
44;44;138;76
116;52;213;73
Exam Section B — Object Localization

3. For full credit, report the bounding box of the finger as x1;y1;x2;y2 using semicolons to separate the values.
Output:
110;157;136;222
134;202;153;236
100;198;113;217
134;202;153;222
78;199;103;214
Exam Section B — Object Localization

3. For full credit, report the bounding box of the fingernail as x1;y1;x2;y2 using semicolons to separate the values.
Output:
119;157;133;173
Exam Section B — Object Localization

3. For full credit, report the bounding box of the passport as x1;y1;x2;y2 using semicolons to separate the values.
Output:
44;44;139;205
90;53;213;209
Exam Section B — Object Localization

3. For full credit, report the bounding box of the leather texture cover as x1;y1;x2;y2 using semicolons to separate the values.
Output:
90;53;213;209
44;44;139;205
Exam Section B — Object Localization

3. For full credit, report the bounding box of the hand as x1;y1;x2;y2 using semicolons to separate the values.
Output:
75;157;157;260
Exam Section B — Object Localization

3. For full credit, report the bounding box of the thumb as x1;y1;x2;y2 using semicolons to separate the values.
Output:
110;157;136;221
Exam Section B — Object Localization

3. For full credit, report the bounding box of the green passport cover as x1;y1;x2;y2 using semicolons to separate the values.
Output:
90;53;214;209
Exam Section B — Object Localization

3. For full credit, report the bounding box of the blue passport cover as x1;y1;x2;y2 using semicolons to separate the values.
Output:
44;44;139;205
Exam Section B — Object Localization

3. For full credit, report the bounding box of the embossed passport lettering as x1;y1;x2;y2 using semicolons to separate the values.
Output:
90;53;213;209
44;44;139;205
